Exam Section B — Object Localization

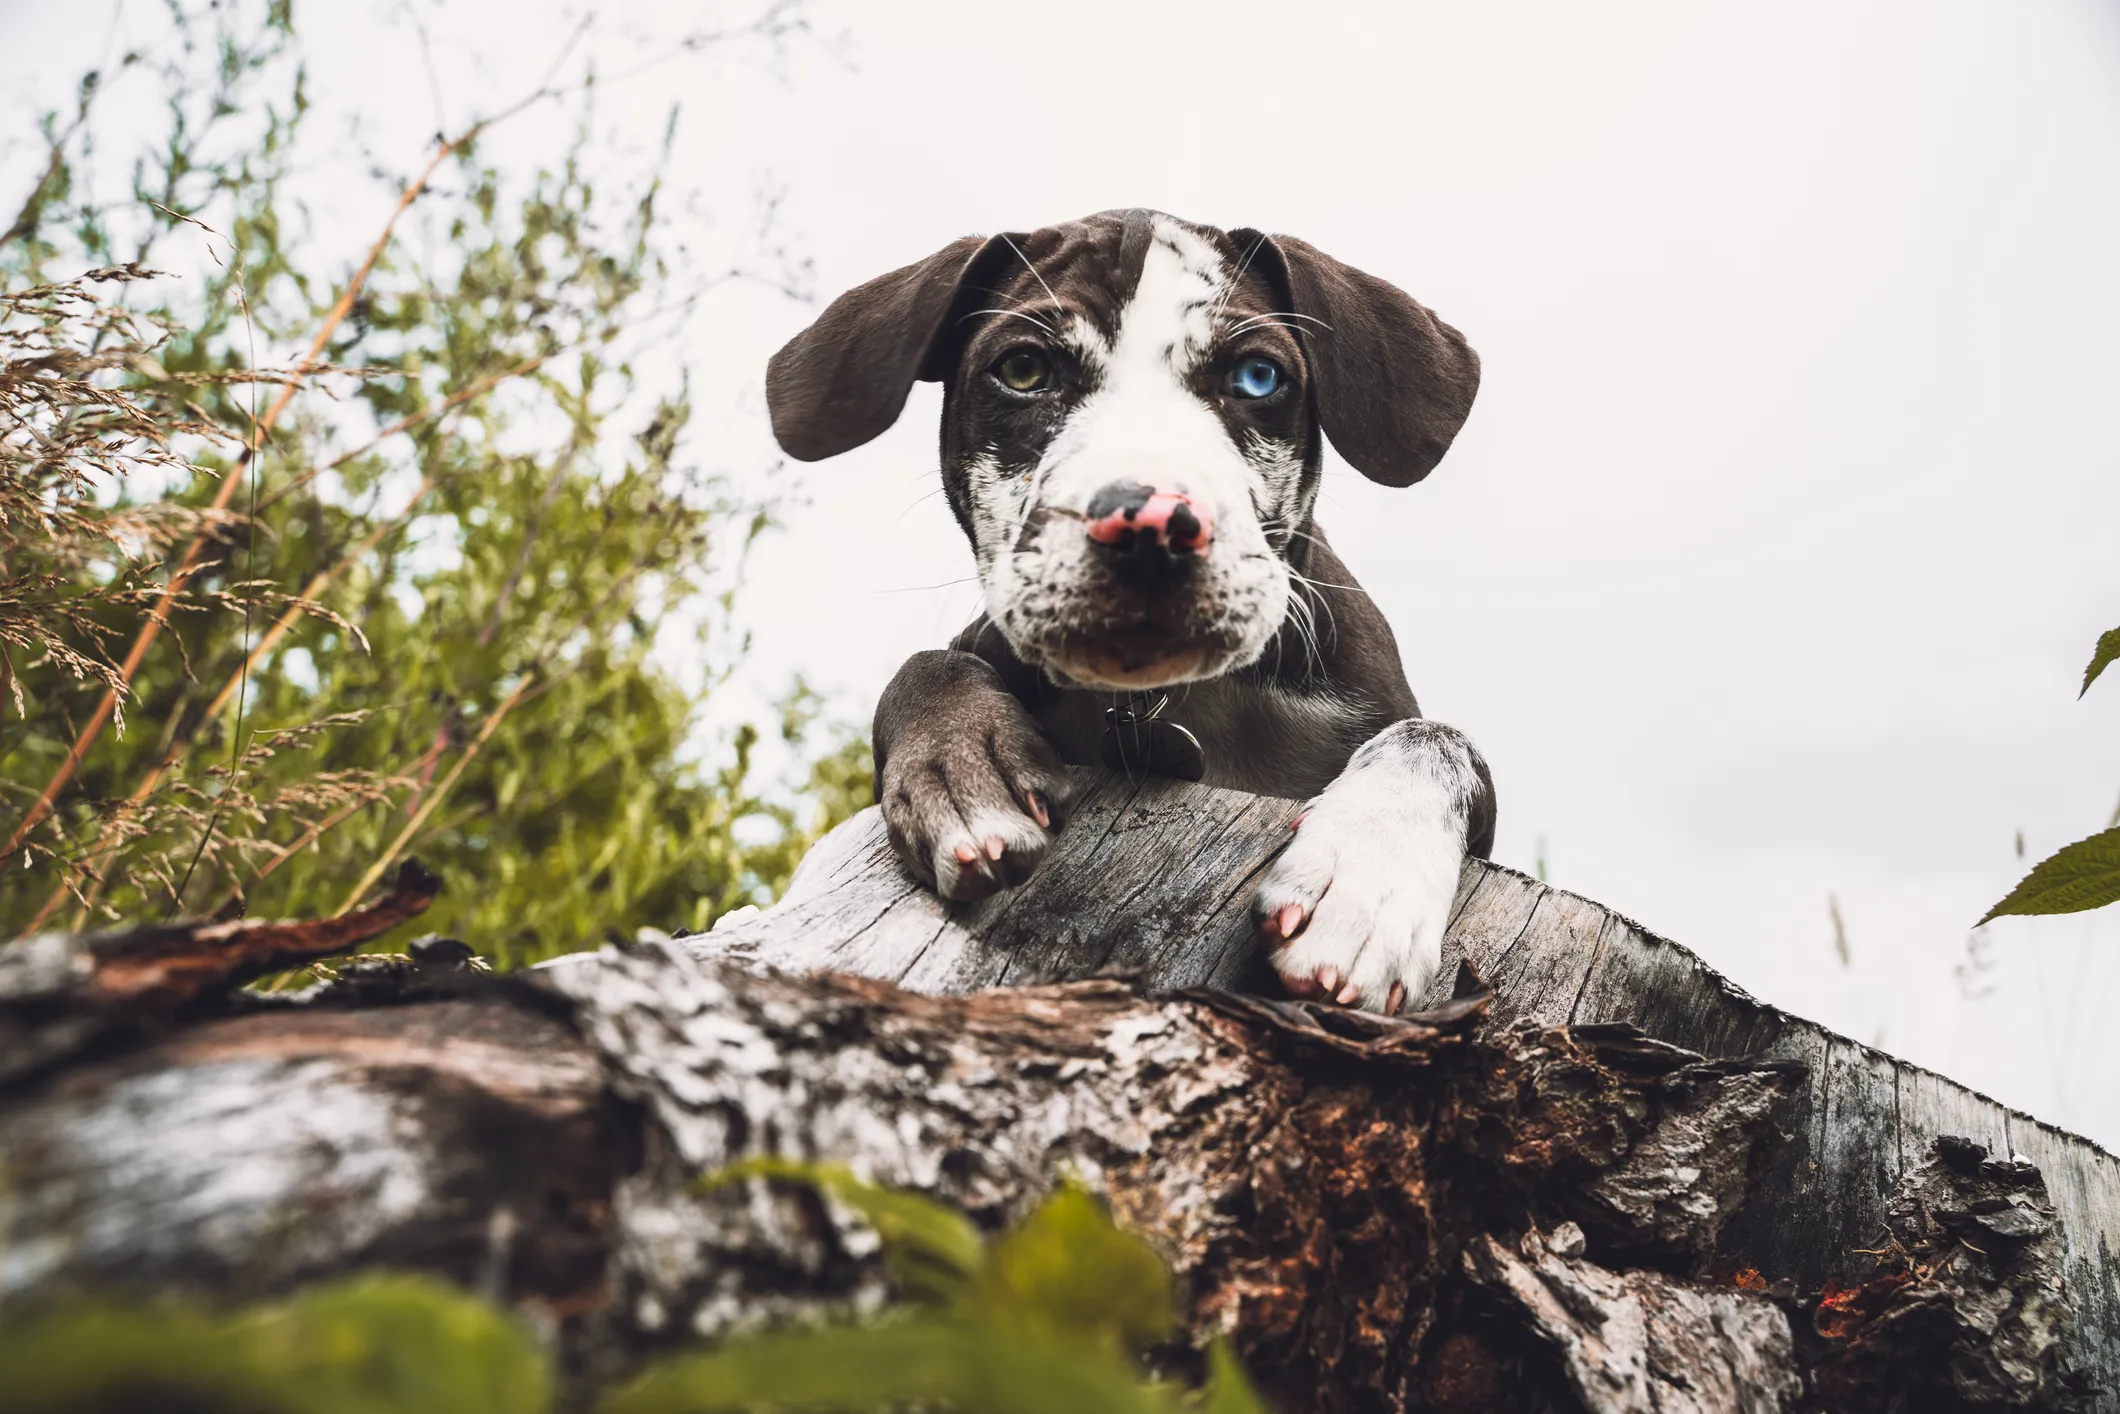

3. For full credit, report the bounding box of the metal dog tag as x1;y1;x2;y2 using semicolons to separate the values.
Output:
1100;694;1206;781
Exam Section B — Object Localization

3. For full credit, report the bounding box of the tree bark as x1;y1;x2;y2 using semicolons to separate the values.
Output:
1;770;2111;1412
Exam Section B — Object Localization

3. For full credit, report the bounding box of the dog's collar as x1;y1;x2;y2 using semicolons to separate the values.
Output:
1099;691;1206;782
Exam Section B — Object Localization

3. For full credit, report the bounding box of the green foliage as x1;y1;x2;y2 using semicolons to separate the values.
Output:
662;1161;1268;1413
603;1321;1194;1414
978;1181;1176;1354
1;1;867;961
1982;624;2120;923
1199;1341;1274;1414
1981;828;2120;924
2084;626;2120;699
0;1183;1270;1414
708;1157;985;1305
0;1274;550;1414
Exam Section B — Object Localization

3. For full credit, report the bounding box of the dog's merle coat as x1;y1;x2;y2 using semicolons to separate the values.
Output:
768;209;1496;1013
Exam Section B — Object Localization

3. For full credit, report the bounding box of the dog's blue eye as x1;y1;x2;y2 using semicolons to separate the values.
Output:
1228;356;1282;399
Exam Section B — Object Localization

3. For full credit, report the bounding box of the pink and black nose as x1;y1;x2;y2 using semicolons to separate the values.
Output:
1084;482;1213;577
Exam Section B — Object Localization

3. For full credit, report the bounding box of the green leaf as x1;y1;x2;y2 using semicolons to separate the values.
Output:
0;1274;551;1414
1198;1337;1273;1413
1980;827;2120;923
2084;627;2120;697
979;1181;1175;1354
599;1320;1178;1414
704;1157;985;1304
242;1276;553;1413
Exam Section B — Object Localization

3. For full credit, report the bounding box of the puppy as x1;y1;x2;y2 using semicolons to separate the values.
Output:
767;209;1494;1013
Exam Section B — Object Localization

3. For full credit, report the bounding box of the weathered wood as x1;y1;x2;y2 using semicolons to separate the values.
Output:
703;771;1303;996
699;766;2120;1409
1461;1225;1803;1414
2011;1112;2120;1402
0;993;624;1309
0;938;1816;1411
4;765;2114;1408
0;862;444;1086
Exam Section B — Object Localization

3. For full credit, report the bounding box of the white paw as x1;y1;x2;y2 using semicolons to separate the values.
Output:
1252;724;1478;1013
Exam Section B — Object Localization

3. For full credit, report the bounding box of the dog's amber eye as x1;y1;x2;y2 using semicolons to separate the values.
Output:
993;348;1052;393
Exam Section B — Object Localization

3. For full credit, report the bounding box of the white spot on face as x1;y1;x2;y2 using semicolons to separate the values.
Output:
962;451;1027;573
1241;430;1308;544
1034;219;1243;517
977;217;1298;687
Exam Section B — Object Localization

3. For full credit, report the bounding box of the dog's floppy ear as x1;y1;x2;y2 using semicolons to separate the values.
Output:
766;234;1001;462
1231;230;1480;487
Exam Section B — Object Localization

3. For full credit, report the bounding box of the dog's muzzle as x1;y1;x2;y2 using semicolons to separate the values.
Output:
1004;479;1270;690
1083;481;1213;584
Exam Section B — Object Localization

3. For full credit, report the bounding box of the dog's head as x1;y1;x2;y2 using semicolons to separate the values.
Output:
767;209;1478;690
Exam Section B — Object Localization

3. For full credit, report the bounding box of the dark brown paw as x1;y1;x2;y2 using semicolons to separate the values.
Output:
880;719;1071;902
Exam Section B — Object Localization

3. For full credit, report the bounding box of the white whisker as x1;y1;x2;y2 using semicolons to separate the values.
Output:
874;575;980;594
1306;578;1340;653
1227;320;1314;341
891;486;948;525
1212;234;1270;324
959;307;1060;338
1000;234;1064;315
1284;568;1359;593
1282;576;1326;679
1226;312;1333;342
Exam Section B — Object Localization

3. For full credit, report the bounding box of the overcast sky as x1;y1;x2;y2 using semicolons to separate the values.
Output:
8;0;2120;1147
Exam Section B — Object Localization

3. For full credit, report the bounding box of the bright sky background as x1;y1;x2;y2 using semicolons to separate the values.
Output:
7;0;2119;1147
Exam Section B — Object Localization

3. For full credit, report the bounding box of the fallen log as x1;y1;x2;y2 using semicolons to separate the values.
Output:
0;769;2111;1412
701;768;2120;1405
0;861;445;1086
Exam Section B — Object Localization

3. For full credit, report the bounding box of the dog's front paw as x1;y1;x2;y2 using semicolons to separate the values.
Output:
879;716;1072;902
1251;734;1473;1013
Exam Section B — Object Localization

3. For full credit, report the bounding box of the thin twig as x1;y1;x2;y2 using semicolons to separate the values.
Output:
253;354;541;514
0;0;600;871
166;211;271;916
216;735;452;914
335;674;531;915
327;511;676;918
2;132;469;868
478;434;579;645
29;476;438;931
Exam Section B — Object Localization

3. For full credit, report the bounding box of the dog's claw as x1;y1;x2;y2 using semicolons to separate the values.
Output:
878;697;1071;903
1265;903;1304;940
1252;722;1473;1016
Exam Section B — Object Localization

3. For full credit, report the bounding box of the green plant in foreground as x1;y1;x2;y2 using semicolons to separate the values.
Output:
1980;626;2120;923
0;1274;550;1414
608;1159;1267;1414
0;1169;1268;1413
